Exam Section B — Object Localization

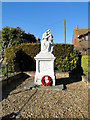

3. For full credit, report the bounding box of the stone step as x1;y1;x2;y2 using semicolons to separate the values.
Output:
37;84;64;90
23;80;64;90
24;81;37;90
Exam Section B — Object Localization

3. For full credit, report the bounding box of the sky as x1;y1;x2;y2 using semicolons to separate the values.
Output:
1;2;88;44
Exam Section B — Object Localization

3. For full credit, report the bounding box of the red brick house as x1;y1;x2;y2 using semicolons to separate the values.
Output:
72;25;90;55
36;37;40;43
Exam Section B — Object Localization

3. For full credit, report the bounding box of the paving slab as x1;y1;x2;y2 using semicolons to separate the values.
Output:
37;84;64;90
23;80;64;90
24;81;37;90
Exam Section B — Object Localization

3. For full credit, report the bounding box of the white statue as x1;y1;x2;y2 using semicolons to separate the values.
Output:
41;29;54;53
34;29;56;86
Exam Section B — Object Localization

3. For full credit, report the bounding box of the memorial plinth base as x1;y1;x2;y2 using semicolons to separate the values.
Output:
34;52;56;86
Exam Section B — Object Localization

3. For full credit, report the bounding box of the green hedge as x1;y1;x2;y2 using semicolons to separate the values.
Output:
55;49;81;72
4;43;81;72
5;43;40;71
53;44;73;59
81;55;90;79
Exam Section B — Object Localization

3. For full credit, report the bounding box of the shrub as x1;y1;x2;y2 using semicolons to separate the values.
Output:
56;49;81;72
81;55;90;79
4;43;40;71
4;43;80;72
53;44;73;58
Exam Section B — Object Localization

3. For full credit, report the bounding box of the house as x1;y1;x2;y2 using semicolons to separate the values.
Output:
36;37;40;43
72;25;90;55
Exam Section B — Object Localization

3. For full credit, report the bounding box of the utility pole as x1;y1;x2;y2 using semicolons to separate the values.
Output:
64;19;66;44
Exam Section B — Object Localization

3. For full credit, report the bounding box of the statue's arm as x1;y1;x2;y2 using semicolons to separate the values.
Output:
44;33;51;39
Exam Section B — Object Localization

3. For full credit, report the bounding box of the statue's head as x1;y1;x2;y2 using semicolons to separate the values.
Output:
42;29;53;41
46;29;51;35
47;29;51;32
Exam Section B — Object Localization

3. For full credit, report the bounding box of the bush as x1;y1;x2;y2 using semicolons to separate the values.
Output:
53;44;73;58
56;49;81;72
5;43;40;71
81;55;90;79
4;43;81;72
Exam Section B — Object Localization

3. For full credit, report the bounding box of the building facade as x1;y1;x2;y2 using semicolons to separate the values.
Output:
72;25;90;55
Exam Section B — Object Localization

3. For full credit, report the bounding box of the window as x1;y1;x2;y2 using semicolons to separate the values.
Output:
77;35;79;38
86;36;88;40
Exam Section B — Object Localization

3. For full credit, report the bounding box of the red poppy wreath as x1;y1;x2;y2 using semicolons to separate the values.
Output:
41;75;52;86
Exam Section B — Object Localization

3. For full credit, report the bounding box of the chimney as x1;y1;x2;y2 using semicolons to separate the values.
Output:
76;25;78;30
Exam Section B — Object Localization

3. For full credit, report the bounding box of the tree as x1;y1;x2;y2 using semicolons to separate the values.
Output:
2;26;37;49
0;30;3;58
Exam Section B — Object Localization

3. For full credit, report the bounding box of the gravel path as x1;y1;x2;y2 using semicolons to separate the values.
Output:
1;75;88;119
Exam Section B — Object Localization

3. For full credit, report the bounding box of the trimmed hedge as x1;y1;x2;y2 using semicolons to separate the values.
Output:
53;44;73;59
4;43;81;72
5;43;40;71
55;49;81;72
81;55;90;79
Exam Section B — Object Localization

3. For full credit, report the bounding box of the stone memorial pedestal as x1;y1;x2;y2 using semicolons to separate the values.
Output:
34;52;56;86
34;29;56;86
